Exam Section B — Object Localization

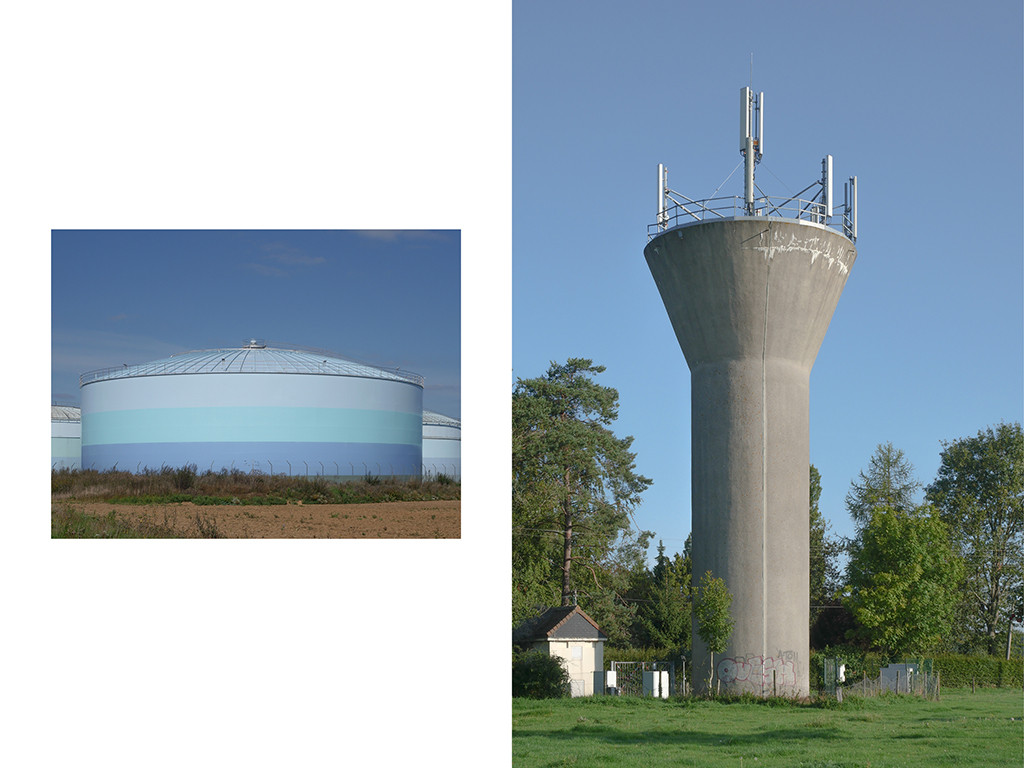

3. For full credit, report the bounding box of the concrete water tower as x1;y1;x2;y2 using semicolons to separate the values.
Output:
644;87;858;697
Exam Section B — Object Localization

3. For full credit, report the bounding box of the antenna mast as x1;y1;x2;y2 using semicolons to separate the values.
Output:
657;163;668;230
651;81;857;243
740;87;764;214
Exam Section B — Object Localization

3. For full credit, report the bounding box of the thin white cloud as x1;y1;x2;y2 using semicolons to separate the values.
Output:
261;243;327;265
355;230;457;244
246;241;327;276
245;262;288;277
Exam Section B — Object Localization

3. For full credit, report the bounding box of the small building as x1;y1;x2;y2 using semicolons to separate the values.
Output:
880;663;920;694
513;605;607;697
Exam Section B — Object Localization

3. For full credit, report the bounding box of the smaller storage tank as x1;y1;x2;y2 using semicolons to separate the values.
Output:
52;403;82;470
422;410;461;480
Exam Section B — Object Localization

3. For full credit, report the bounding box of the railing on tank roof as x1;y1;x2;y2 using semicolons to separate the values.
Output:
647;195;856;242
423;412;461;428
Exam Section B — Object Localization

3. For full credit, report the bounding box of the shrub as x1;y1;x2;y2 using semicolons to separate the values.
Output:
193;512;222;538
512;648;570;699
173;463;198;491
51;468;75;495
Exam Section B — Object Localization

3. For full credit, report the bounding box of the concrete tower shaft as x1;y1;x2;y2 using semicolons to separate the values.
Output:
644;217;856;697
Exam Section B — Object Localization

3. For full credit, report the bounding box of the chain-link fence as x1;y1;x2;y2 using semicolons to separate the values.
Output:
422;464;460;480
823;658;940;701
607;661;683;697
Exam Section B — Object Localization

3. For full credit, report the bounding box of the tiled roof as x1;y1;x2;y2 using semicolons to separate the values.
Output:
512;605;607;643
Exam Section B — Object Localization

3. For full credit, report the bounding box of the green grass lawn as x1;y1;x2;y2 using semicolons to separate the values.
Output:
512;688;1023;767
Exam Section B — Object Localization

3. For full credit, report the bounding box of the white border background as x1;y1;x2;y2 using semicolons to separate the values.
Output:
4;2;510;764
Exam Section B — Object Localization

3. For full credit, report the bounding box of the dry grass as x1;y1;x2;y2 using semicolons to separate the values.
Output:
51;466;460;539
52;465;460;505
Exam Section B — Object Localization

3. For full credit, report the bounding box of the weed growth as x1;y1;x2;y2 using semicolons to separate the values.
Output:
51;466;459;505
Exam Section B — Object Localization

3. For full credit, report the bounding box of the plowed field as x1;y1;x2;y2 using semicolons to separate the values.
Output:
54;500;460;538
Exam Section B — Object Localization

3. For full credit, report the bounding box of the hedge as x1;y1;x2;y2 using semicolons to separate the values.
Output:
930;654;1023;688
810;649;1023;689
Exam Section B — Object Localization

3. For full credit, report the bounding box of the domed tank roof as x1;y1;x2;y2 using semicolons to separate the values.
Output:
423;410;460;428
80;340;423;387
51;404;81;422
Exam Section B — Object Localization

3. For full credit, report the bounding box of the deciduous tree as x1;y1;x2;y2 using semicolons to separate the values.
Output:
842;505;963;656
926;422;1024;655
693;570;733;692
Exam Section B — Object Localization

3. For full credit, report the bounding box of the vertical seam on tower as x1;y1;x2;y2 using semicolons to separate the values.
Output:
761;224;771;696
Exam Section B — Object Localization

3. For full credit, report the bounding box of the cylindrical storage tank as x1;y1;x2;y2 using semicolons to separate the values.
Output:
51;404;81;470
422;410;461;480
79;340;424;478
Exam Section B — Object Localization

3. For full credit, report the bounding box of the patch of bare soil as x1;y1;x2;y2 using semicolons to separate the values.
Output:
56;500;460;539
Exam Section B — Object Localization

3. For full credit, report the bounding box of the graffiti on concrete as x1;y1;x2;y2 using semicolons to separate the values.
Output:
717;654;797;690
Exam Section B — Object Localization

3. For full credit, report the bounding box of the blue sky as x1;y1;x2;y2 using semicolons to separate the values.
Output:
513;0;1024;561
51;229;461;418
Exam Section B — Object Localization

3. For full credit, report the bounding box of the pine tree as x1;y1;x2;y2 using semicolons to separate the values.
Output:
632;540;690;649
809;465;842;627
845;442;921;528
512;359;653;638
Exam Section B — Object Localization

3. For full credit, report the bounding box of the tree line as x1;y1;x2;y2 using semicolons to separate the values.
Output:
512;358;1024;658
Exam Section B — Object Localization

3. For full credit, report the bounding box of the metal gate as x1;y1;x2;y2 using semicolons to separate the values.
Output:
608;661;680;696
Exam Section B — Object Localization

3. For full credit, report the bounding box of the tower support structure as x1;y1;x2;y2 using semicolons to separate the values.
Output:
645;216;856;697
